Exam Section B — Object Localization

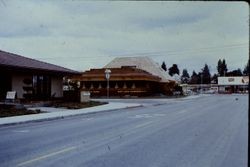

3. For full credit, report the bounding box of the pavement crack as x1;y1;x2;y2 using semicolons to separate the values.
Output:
107;145;111;151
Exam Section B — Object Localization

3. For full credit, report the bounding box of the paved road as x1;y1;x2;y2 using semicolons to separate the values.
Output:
0;94;248;167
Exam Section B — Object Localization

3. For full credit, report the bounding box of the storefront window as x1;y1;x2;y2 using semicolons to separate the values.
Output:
33;75;51;100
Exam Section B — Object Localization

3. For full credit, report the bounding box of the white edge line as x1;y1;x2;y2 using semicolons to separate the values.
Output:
17;146;77;166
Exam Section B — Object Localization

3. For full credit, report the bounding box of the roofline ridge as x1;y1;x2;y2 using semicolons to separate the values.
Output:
0;49;79;73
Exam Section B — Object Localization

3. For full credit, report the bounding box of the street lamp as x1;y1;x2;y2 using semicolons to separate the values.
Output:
105;69;111;99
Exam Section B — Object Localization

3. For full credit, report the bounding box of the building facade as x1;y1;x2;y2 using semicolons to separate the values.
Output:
0;50;79;100
218;76;249;93
71;57;176;97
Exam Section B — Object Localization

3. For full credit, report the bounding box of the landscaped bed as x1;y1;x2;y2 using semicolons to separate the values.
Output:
49;101;107;109
0;105;42;118
0;101;107;117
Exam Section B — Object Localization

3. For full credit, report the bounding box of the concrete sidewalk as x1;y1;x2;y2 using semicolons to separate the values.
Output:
0;102;142;126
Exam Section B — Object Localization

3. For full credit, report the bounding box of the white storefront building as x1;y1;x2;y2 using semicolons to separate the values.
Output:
218;76;249;93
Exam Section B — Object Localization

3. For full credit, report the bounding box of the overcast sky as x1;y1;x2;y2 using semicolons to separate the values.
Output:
0;1;248;75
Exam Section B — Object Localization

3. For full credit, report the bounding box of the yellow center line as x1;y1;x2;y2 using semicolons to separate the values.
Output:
17;146;77;166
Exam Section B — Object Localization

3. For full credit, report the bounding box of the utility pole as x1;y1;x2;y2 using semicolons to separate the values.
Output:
200;73;203;94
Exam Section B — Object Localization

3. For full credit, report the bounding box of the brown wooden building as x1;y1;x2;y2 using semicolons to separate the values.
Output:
71;66;176;97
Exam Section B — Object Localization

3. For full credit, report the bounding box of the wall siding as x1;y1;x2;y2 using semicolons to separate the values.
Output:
12;74;32;99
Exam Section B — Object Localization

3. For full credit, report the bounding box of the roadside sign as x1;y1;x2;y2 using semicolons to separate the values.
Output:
6;91;16;100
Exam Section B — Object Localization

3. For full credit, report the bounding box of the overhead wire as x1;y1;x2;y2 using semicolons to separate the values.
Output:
36;42;248;61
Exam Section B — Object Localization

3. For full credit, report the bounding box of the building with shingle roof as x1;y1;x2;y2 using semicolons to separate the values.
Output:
104;56;174;83
0;50;80;100
0;50;78;75
71;56;177;97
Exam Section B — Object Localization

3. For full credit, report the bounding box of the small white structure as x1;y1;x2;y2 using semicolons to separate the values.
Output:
218;76;249;93
80;91;90;102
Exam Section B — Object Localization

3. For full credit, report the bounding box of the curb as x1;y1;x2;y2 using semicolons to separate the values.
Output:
0;104;143;127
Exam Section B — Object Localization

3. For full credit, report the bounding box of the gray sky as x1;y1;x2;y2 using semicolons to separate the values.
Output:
0;1;248;75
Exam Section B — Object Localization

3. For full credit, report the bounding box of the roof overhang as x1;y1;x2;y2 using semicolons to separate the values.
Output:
0;64;80;76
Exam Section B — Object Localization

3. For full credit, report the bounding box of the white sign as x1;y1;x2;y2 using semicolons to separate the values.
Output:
218;76;249;86
82;91;90;96
105;69;111;79
6;91;16;100
105;73;110;79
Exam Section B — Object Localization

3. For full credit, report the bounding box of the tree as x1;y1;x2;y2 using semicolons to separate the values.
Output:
161;61;167;71
243;59;249;76
227;68;243;76
181;69;190;84
221;59;228;76
217;59;227;76
189;71;199;84
168;64;179;76
237;68;243;76
211;74;218;84
201;64;211;84
217;59;222;75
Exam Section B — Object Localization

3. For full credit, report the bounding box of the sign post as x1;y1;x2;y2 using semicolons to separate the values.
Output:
105;69;111;99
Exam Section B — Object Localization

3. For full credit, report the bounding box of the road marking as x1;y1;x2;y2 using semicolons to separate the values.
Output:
17;146;77;166
130;113;165;119
178;110;188;114
131;114;154;119
134;114;153;118
12;130;30;133
135;121;154;129
152;114;166;117
82;118;93;121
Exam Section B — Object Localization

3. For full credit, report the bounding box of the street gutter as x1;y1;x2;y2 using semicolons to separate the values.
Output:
0;102;143;127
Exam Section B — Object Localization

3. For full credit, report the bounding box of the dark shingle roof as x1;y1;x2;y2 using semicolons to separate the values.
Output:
72;67;161;82
0;50;79;75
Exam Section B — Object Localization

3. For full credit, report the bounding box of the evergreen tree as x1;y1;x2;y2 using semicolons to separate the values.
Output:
236;68;243;76
168;64;179;76
189;71;199;84
211;74;218;84
198;72;203;84
181;69;190;84
227;68;243;76
161;61;167;71
217;59;222;76
217;59;227;76
201;64;211;84
243;59;249;76
221;59;227;75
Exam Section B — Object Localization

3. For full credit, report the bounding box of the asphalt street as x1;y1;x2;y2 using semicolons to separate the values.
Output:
0;94;248;167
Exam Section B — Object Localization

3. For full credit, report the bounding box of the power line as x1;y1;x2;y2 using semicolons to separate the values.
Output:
110;43;248;57
36;43;248;61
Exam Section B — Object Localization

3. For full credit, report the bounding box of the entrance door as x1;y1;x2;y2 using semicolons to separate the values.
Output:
0;73;11;100
33;75;51;100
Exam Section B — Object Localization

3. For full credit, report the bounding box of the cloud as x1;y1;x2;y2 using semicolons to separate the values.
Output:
0;1;248;74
